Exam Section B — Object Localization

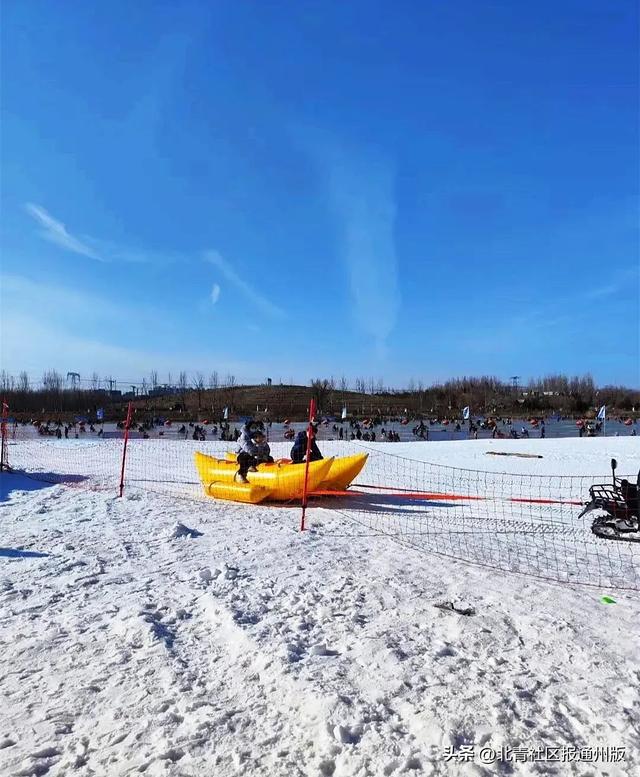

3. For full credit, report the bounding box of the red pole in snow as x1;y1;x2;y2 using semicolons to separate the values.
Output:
300;398;317;532
118;401;133;497
0;400;8;472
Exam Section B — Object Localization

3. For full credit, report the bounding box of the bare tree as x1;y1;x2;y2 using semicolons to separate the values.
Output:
223;374;238;412
208;371;219;390
339;376;348;392
42;370;63;411
141;378;148;396
417;380;425;411
177;371;188;408
150;370;158;391
42;370;63;391
17;371;30;392
90;372;100;390
311;378;332;412
193;372;205;410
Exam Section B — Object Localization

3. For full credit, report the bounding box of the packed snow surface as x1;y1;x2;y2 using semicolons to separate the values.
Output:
1;438;639;776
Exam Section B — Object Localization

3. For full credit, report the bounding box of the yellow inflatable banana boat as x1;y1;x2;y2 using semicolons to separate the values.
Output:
194;451;334;503
222;451;368;491
321;453;368;490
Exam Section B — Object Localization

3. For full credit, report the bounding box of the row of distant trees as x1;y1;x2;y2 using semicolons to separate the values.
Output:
0;369;239;394
311;373;602;398
310;374;639;415
0;369;239;415
1;369;638;417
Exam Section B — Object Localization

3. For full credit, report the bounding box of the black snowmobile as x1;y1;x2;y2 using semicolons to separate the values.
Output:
578;458;640;543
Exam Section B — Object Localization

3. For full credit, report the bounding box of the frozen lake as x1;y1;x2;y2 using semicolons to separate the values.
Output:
9;415;638;444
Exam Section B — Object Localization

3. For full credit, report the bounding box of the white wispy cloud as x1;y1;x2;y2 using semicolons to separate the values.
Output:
25;203;180;264
210;283;221;304
583;283;619;301
25;203;105;261
302;134;400;352
204;250;285;319
88;239;182;265
584;267;639;300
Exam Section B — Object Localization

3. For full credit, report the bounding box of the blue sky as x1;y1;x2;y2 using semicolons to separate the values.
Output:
1;0;638;387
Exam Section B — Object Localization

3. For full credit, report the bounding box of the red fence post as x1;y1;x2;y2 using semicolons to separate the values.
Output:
0;400;8;472
118;402;133;497
300;398;317;531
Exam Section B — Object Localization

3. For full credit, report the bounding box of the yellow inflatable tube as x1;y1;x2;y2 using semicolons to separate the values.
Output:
194;452;334;502
207;480;272;504
322;453;368;490
223;451;368;491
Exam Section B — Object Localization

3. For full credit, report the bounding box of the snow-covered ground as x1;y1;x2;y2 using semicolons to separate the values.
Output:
1;438;639;776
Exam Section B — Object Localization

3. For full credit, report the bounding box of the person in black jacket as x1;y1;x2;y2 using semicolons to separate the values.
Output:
290;423;323;464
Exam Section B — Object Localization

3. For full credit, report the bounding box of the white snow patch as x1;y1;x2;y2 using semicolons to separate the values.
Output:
0;438;638;775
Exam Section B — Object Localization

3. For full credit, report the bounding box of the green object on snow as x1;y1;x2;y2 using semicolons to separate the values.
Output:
600;596;616;604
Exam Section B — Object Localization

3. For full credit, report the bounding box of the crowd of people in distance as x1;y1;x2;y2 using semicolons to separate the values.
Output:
29;419;101;439
178;422;242;442
329;422;400;442
115;418;244;441
12;412;638;448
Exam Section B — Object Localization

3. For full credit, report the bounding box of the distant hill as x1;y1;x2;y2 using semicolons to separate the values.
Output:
3;378;638;422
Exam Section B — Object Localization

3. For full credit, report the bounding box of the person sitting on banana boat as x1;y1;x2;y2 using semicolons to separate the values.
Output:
290;422;323;464
237;419;259;449
236;427;274;483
